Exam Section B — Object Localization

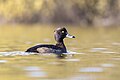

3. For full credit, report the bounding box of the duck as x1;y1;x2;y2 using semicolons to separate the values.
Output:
25;27;75;55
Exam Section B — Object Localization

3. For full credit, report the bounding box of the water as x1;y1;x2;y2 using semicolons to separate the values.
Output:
0;25;120;80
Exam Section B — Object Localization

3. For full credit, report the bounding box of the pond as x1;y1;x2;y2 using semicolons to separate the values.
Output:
0;25;120;80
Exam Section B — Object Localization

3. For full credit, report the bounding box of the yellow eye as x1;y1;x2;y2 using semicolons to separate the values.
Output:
62;31;64;33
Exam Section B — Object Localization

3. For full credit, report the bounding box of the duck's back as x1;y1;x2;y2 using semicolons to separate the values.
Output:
26;44;67;54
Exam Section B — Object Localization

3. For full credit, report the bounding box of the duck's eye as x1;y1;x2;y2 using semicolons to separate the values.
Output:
62;31;64;33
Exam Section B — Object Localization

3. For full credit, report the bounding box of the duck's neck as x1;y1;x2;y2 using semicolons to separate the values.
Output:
56;40;66;50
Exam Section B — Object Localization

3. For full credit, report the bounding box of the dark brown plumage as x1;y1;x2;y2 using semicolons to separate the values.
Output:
25;27;75;54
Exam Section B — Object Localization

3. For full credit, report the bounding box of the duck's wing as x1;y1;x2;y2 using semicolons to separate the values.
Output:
25;44;63;53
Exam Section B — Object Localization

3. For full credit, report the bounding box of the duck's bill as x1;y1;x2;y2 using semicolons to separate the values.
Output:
66;34;75;38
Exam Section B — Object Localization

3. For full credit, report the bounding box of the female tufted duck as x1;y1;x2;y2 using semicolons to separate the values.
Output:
25;27;75;54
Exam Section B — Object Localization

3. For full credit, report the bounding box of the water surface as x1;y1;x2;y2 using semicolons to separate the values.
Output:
0;25;120;80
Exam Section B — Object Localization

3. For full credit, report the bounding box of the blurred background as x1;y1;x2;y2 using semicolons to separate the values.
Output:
0;0;120;80
0;0;120;27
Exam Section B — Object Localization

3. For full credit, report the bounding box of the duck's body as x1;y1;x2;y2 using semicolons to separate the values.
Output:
26;44;66;54
25;27;75;54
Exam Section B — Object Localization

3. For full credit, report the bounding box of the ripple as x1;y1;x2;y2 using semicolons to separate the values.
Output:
79;67;104;72
90;48;107;52
101;63;115;67
48;62;63;65
0;50;81;57
112;42;120;46
68;75;97;80
24;66;41;71
24;66;46;77
112;58;120;60
0;51;37;56
27;71;46;77
102;51;117;54
67;50;84;54
0;60;8;63
67;50;77;54
64;59;80;62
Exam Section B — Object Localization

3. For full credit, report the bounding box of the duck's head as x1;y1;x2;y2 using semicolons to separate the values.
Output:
54;27;75;42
